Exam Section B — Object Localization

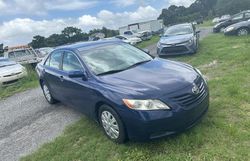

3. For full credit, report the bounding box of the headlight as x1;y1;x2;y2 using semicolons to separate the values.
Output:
194;68;207;84
225;26;234;32
157;42;162;48
123;99;170;110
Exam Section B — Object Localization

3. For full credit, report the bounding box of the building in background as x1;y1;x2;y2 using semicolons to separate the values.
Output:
119;19;164;35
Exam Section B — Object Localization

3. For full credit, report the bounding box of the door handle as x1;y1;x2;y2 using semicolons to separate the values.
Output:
59;76;64;82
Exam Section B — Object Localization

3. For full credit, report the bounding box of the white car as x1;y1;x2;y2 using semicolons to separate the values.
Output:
115;35;142;45
0;58;27;86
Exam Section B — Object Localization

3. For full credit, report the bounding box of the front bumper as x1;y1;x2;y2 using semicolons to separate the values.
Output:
120;79;209;141
0;71;27;86
224;30;237;36
157;42;196;56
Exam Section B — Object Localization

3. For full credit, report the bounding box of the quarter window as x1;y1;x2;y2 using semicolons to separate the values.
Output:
62;52;82;72
50;51;62;69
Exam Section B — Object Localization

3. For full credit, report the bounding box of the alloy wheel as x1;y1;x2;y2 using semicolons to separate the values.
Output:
101;111;120;139
238;28;248;36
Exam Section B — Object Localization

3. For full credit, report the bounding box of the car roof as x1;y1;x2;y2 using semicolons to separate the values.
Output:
169;23;192;28
55;39;123;52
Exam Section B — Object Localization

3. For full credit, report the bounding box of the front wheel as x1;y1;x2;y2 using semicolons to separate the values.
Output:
237;28;249;36
99;105;126;143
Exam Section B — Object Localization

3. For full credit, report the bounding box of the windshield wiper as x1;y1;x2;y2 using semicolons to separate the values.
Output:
97;69;125;76
97;60;151;76
127;60;151;69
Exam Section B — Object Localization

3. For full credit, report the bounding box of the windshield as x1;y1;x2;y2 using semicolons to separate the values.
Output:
164;25;193;36
0;59;16;67
79;44;152;75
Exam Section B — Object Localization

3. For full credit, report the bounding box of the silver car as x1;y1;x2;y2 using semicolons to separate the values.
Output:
0;58;27;86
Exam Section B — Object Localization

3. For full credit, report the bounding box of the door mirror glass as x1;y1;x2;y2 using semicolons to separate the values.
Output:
68;70;87;80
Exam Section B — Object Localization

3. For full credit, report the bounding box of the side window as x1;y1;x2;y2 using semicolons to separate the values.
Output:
245;12;250;19
62;52;82;72
50;51;62;69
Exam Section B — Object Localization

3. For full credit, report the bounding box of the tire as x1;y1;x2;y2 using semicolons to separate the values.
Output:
98;104;126;143
237;28;249;36
42;82;57;104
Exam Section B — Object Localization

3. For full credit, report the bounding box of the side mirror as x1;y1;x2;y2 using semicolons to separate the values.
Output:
68;70;87;80
143;48;150;54
196;30;201;34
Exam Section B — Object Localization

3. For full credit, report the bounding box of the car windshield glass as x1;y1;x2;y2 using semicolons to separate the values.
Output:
79;44;152;75
0;59;16;67
164;25;193;36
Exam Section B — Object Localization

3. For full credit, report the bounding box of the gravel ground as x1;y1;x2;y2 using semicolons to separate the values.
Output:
0;27;212;161
146;27;212;55
0;88;82;161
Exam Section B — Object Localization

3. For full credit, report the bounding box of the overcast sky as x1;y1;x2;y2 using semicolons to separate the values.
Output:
0;0;195;46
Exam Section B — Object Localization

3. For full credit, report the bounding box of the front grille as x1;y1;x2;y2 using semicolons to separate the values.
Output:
3;72;22;77
172;78;207;107
162;46;188;54
3;79;19;85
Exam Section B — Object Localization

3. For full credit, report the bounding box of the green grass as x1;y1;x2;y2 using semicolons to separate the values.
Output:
0;65;39;99
22;34;250;161
197;20;213;27
136;35;160;49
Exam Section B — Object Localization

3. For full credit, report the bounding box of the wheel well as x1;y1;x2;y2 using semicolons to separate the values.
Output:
238;27;249;31
94;101;106;123
39;79;44;87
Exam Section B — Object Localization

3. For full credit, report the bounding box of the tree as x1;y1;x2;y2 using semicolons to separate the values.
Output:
29;35;46;49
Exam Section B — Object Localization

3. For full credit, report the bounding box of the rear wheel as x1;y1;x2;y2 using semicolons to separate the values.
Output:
42;82;57;104
237;28;249;36
98;105;126;143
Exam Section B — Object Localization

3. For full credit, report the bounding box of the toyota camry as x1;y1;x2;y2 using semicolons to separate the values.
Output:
36;40;209;143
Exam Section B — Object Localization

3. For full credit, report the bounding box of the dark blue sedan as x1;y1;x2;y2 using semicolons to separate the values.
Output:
36;40;209;143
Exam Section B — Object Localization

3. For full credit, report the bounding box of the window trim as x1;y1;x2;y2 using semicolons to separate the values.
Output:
62;50;84;72
46;50;63;70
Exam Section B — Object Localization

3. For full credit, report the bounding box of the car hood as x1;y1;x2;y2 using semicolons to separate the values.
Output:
228;20;250;28
97;58;198;98
0;64;23;76
159;34;193;44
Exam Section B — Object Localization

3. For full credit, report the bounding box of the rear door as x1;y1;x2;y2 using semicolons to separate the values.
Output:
43;50;64;100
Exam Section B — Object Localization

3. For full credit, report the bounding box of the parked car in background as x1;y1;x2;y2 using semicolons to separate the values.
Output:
36;47;54;58
218;15;231;23
0;57;27;86
212;17;220;24
157;23;200;56
115;35;142;45
123;30;143;38
224;19;250;36
4;45;42;66
138;31;152;41
36;40;209;143
213;10;250;33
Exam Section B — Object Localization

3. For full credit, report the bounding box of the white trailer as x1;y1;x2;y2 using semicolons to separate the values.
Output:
119;19;164;35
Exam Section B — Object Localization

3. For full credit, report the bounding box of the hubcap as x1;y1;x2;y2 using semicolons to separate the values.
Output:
43;84;51;102
101;111;119;139
238;29;248;36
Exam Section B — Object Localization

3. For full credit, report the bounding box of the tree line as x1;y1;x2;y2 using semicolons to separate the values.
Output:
158;0;250;26
29;27;119;49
